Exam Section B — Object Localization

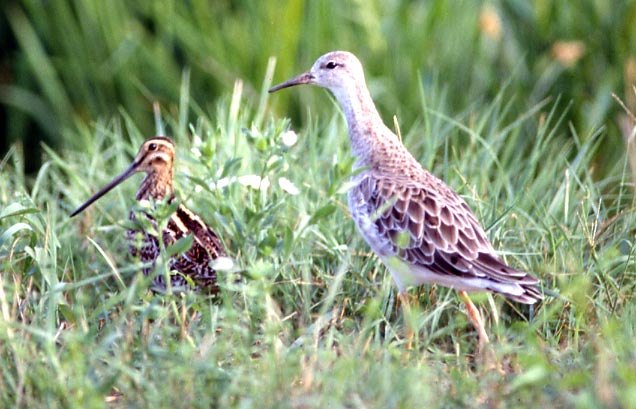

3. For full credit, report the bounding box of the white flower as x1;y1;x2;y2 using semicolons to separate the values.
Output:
138;199;151;208
239;175;270;190
210;175;270;191
280;130;298;147
211;256;235;271
211;177;232;190
278;177;300;195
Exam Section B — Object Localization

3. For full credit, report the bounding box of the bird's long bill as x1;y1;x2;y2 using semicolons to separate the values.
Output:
69;162;137;217
268;72;314;93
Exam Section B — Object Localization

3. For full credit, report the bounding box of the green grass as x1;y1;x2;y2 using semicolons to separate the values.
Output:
2;0;636;407
2;66;636;407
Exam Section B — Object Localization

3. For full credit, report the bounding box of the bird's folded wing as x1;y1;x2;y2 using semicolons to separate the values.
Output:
357;173;535;284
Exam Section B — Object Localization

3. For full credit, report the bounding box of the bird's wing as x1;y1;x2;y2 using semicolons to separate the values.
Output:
355;172;536;285
164;205;225;290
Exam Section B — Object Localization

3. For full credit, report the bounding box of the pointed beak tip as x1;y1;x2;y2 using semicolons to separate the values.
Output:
268;81;294;93
69;205;86;219
269;73;314;94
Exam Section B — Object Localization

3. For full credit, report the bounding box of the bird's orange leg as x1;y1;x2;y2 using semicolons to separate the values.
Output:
399;292;414;349
459;290;490;351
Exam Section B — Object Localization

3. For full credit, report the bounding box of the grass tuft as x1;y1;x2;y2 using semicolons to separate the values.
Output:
1;68;636;405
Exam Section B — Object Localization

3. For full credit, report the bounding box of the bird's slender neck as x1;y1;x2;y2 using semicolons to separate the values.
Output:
136;168;174;201
329;82;398;165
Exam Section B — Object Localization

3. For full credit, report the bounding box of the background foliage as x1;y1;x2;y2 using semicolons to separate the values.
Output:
1;0;636;407
2;0;636;172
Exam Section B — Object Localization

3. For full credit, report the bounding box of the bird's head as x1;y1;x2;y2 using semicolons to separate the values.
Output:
269;51;365;94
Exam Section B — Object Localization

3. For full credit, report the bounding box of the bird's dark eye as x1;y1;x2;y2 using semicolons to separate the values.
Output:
325;61;339;69
148;143;157;151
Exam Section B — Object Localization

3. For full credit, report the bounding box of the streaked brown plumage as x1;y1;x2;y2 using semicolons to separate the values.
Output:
70;136;225;294
269;51;543;347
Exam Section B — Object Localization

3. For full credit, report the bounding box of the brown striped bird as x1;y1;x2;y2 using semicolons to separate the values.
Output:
70;136;226;294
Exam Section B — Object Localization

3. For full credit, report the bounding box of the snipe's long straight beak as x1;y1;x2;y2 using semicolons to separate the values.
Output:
69;162;138;217
268;72;314;93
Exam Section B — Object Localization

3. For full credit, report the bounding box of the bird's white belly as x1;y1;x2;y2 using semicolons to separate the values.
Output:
347;181;395;258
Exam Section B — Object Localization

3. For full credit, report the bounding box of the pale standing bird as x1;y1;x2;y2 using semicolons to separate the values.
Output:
70;136;226;294
269;51;543;346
